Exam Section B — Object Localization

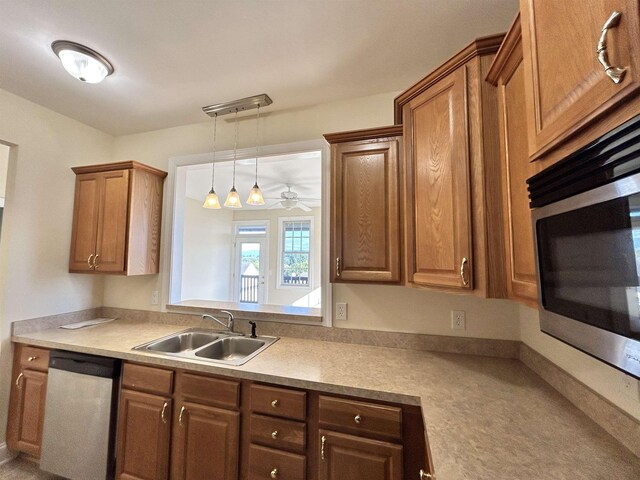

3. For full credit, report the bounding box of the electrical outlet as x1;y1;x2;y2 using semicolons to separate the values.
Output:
335;302;347;321
451;310;466;330
151;291;159;305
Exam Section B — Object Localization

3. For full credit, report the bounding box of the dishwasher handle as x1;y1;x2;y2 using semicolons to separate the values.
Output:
48;350;120;379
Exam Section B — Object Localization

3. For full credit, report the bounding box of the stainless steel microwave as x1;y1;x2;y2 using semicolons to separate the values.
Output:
529;114;640;379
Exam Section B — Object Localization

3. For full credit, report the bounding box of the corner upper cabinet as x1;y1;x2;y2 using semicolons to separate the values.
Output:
325;127;403;284
69;161;167;275
395;35;507;297
487;15;539;308
520;0;640;161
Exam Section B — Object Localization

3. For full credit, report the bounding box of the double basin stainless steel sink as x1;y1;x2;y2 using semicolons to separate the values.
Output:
133;328;278;366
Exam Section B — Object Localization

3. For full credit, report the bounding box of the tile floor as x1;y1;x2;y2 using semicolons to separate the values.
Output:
0;457;60;479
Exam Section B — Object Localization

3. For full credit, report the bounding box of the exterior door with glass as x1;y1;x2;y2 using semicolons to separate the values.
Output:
234;238;267;304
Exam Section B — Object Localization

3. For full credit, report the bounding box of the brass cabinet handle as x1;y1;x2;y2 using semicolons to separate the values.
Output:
419;470;433;479
93;254;100;270
161;402;168;424
460;257;469;287
270;468;278;479
27;356;38;362
335;257;341;277
597;11;627;84
321;435;326;461
87;254;94;270
271;399;279;408
271;430;278;439
354;414;362;424
15;372;24;389
178;405;186;427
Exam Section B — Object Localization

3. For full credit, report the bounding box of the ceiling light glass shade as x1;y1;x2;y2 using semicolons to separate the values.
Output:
52;41;114;83
202;189;221;209
224;187;242;208
246;183;265;205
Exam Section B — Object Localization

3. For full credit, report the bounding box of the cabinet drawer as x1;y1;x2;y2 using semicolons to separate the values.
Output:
122;363;173;396
248;444;306;480
178;372;239;409
319;396;402;441
250;414;306;453
19;346;49;372
250;384;306;421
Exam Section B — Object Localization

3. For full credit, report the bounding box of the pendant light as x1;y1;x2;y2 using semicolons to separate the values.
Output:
247;105;265;205
203;113;221;209
224;109;242;208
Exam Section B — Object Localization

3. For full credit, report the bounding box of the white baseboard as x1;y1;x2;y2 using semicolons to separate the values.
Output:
0;442;16;466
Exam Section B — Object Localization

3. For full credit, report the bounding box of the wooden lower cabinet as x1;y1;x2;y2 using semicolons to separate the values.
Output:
6;345;49;458
248;444;306;480
318;430;403;480
116;389;171;480
172;402;240;480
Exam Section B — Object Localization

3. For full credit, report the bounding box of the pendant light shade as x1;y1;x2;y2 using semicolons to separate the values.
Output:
203;114;221;209
247;105;265;206
225;110;243;208
52;41;114;83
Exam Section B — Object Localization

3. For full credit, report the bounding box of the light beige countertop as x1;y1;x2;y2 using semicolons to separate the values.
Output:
12;319;640;479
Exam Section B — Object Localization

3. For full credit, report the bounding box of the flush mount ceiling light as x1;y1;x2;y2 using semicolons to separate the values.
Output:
51;40;114;83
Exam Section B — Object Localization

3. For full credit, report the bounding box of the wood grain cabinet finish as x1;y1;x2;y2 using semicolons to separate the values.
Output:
116;389;172;480
487;15;539;308
248;444;306;480
69;161;167;275
171;402;240;480
520;0;640;161
325;126;403;284
396;35;507;297
318;430;403;480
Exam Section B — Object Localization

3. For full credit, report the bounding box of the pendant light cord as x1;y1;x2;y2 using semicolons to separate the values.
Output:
232;109;239;188
210;113;217;189
255;105;260;183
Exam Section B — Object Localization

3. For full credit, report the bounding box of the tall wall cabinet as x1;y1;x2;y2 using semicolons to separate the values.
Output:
325;126;403;284
395;35;507;297
69;161;167;275
486;15;539;308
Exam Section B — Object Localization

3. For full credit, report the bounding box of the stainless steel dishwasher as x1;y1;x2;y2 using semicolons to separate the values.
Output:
40;350;121;480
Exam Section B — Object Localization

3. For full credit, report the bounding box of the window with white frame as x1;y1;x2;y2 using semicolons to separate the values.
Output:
278;218;312;288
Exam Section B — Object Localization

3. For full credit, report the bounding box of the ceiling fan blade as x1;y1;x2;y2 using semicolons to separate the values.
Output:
297;202;312;212
267;201;283;209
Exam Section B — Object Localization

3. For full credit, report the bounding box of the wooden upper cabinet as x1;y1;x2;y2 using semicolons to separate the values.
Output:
325;126;403;284
69;161;167;275
395;35;507;297
487;15;539;308
520;0;640;161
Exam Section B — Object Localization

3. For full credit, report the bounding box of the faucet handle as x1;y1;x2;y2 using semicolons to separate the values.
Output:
220;310;234;320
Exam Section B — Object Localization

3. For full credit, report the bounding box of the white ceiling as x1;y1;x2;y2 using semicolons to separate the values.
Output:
184;150;322;209
0;0;518;136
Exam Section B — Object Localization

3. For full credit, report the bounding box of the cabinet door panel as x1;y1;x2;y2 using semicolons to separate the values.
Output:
319;430;402;480
172;402;240;480
95;170;129;273
116;389;171;480
332;139;401;283
69;173;100;272
7;369;47;457
521;0;640;158
405;67;472;289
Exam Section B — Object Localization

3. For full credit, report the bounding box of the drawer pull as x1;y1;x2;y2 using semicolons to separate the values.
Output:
15;373;24;389
270;468;278;479
271;399;279;408
27;356;38;362
179;405;186;427
419;469;433;479
354;414;362;424
271;430;279;439
321;435;326;461
161;402;168;424
597;11;627;84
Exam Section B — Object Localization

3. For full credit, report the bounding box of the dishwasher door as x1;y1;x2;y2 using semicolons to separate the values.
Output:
40;350;120;480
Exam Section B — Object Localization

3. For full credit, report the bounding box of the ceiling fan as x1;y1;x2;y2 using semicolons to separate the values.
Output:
265;186;319;212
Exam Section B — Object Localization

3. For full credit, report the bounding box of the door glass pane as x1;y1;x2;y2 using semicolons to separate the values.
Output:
240;242;260;303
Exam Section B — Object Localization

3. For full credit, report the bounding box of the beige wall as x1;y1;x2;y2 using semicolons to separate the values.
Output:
0;144;8;201
0;88;114;443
